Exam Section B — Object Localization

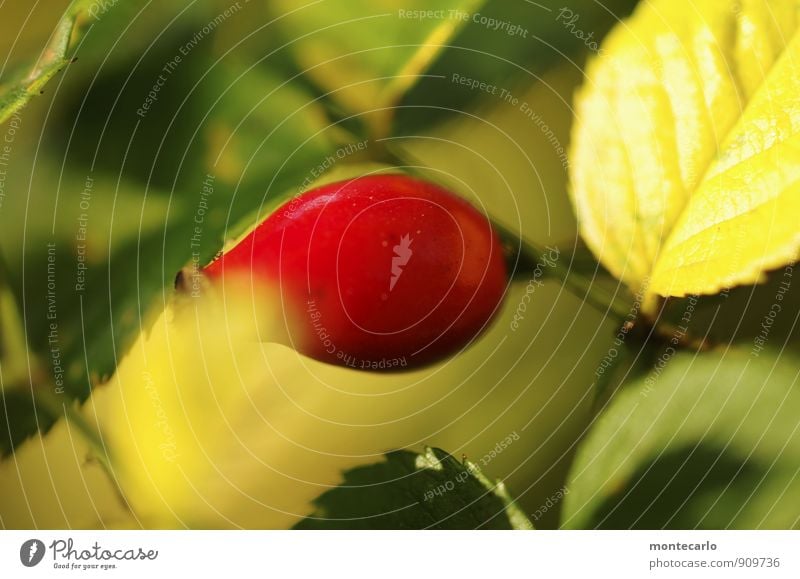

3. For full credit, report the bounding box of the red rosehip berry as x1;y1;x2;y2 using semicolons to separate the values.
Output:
201;174;507;369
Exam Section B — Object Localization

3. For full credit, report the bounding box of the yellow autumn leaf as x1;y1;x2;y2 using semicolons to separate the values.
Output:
0;409;135;529
651;30;800;295
81;283;475;528
81;287;357;528
569;0;800;300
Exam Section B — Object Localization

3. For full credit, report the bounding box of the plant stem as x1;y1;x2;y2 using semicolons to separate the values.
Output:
496;223;633;321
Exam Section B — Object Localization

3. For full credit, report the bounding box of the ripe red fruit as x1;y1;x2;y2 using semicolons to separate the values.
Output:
201;174;507;369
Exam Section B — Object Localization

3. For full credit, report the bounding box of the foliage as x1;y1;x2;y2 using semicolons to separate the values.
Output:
569;0;800;302
564;348;800;529
297;447;533;529
0;0;797;530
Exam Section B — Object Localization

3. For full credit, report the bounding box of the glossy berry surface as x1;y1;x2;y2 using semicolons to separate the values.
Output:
203;174;507;369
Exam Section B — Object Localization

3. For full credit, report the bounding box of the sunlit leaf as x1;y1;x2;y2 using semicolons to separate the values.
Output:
82;288;436;528
0;404;135;529
650;31;800;296
569;0;800;300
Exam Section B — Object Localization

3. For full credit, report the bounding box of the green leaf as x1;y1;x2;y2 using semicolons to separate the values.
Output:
0;0;95;125
296;447;533;529
206;61;340;203
265;0;485;137
4;54;339;378
563;348;800;529
265;0;639;138
0;393;40;457
396;0;638;133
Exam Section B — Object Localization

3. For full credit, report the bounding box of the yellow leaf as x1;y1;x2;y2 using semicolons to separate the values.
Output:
0;410;135;529
569;0;800;299
82;285;460;528
651;31;800;295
